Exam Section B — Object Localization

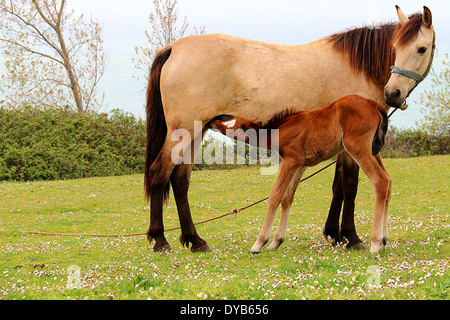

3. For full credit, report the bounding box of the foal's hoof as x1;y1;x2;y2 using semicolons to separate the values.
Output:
153;243;173;253
369;238;387;254
267;239;284;251
191;243;213;253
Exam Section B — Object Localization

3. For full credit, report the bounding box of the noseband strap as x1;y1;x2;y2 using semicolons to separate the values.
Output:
390;66;424;82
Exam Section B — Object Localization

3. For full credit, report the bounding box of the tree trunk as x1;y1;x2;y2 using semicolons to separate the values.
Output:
55;27;84;114
31;0;85;114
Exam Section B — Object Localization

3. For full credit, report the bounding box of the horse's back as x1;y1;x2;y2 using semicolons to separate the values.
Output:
160;33;387;127
332;95;383;119
160;34;348;122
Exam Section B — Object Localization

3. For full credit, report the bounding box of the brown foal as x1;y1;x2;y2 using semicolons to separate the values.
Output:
209;95;392;254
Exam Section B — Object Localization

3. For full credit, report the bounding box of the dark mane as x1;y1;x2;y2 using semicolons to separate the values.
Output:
327;13;423;86
264;109;298;129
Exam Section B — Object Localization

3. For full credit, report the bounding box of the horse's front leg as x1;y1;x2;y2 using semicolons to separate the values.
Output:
251;158;301;254
324;153;364;249
267;167;306;251
340;153;364;249
323;154;344;244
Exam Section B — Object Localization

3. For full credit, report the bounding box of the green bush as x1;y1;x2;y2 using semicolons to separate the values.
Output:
0;106;145;181
382;126;449;158
1;106;447;181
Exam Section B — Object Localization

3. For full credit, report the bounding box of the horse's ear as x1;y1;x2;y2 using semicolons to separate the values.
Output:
422;6;432;29
396;5;409;26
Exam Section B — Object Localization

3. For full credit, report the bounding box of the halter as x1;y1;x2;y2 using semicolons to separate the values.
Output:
390;30;436;106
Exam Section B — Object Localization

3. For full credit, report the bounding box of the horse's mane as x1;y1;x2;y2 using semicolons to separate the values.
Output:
327;13;423;86
393;14;424;46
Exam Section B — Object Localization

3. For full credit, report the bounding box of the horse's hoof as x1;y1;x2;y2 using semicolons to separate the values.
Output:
346;241;365;250
191;243;212;253
331;239;347;247
153;243;172;253
250;249;261;255
323;229;342;244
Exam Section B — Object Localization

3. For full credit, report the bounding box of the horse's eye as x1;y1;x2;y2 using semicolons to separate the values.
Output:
417;47;427;54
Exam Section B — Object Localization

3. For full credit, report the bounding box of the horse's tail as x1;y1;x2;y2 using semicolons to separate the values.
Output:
144;46;172;203
371;103;389;155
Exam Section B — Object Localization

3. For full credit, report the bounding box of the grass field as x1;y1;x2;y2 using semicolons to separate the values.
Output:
0;155;448;300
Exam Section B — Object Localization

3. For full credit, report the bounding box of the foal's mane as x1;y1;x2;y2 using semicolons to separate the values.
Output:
327;13;423;86
264;109;298;129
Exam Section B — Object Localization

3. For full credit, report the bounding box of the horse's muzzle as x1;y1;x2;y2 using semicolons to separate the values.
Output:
384;88;403;109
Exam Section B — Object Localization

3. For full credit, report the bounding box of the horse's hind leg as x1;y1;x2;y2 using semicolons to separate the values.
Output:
170;162;212;253
147;146;176;253
268;167;306;251
147;125;197;253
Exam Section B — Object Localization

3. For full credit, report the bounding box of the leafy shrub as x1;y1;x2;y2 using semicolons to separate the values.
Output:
0;106;145;181
1;105;448;181
382;126;449;158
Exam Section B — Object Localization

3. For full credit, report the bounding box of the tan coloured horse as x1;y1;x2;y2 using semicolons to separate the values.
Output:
144;6;435;252
210;95;390;253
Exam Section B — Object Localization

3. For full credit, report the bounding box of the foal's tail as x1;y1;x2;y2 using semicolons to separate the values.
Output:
144;46;172;203
371;103;389;155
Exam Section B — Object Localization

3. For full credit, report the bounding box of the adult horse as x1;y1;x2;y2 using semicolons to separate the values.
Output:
144;6;435;252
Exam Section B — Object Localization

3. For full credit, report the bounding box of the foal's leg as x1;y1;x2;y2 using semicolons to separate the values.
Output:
354;155;392;254
251;158;301;254
375;154;392;243
267;167;306;251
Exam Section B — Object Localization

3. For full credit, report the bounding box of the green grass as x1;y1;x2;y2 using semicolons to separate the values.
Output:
1;156;449;300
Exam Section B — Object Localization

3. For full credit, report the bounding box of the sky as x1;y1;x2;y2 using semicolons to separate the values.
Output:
59;0;450;127
72;0;450;49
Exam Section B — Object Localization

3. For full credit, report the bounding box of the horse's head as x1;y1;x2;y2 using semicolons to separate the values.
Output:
384;6;435;109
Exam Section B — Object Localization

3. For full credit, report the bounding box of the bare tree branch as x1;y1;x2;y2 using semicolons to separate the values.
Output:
2;5;64;58
31;0;56;29
0;0;107;113
132;0;205;83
